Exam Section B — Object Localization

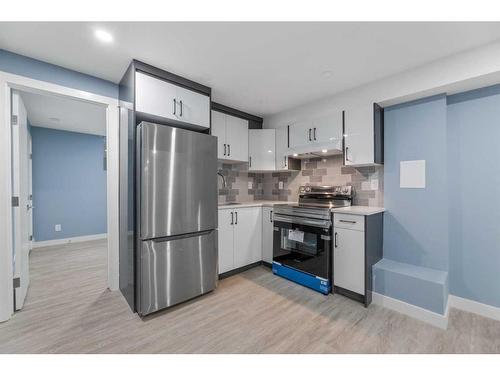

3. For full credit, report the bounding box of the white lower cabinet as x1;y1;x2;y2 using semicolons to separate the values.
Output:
262;207;274;264
333;226;365;295
217;207;262;274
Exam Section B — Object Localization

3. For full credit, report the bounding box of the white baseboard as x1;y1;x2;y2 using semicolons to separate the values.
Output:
448;294;500;322
372;292;449;329
32;233;107;249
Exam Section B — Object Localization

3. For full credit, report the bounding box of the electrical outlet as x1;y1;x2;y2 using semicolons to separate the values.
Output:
278;181;284;190
371;179;379;190
248;181;253;189
55;224;61;232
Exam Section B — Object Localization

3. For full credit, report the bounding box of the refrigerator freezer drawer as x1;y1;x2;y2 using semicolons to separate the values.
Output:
139;122;218;240
139;230;218;316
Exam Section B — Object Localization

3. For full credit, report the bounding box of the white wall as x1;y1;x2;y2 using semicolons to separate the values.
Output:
264;41;500;128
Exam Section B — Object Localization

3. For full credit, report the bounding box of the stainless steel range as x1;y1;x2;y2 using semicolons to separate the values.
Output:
271;185;353;294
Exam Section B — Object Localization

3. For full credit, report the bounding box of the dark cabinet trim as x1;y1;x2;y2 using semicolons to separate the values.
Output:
132;59;211;97
373;103;384;164
211;102;263;129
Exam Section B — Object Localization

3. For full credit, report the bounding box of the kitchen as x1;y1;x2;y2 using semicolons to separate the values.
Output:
1;19;500;365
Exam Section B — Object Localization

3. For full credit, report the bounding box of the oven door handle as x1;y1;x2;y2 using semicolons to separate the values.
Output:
273;214;331;229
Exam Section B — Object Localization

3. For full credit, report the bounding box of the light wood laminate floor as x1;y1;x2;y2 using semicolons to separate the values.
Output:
1;239;500;353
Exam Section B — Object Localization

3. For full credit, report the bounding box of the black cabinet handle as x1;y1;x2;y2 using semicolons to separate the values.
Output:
339;219;357;224
173;99;176;115
284;155;287;168
334;232;338;248
224;144;227;156
313;127;317;141
235;211;238;225
231;211;234;225
179;100;183;117
249;156;252;168
270;210;273;223
345;146;350;162
228;144;231;156
308;128;312;141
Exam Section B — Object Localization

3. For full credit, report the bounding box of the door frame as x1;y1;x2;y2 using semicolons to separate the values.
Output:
0;71;120;322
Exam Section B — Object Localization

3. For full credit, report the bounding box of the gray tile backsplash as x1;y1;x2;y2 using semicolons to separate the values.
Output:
217;155;384;206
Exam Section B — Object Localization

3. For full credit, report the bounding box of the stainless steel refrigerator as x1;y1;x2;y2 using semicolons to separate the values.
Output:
128;122;218;316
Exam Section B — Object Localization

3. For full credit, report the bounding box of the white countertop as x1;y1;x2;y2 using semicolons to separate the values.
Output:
331;206;385;216
219;201;384;215
218;200;297;209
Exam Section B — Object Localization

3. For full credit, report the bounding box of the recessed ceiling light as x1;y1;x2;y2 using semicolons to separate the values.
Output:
321;149;328;153
321;70;333;78
95;29;113;43
293;153;298;157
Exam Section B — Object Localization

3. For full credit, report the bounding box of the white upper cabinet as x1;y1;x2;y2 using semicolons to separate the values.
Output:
249;129;276;171
176;84;210;128
288;111;343;154
312;112;343;149
211;110;248;163
344;103;383;166
135;71;178;121
225;115;249;162
211;110;227;160
275;127;300;171
289;120;311;149
135;71;210;129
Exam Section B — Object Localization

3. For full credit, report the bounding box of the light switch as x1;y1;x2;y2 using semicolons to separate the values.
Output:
55;224;62;232
248;181;253;189
278;181;284;190
371;179;379;190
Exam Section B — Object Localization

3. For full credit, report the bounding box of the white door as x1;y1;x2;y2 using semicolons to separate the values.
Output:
333;227;365;295
249;129;276;171
135;71;178;121
225;115;248;162
344;104;374;165
233;207;262;268
262;207;274;264
218;209;234;274
288;120;311;149
312;111;343;150
211;110;227;159
11;91;31;310
176;85;210;129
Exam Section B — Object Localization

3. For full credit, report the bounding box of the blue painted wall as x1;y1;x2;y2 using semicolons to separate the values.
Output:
383;95;449;271
447;85;500;308
0;49;118;98
31;127;107;241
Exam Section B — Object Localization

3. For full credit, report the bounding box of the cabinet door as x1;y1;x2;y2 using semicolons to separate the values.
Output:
289;120;312;149
249;129;276;171
233;207;262;268
262;207;274;264
135;71;178;121
312;111;343;150
344;104;374;165
275;127;288;170
218;209;234;274
226;115;249;162
176;85;210;129
211;110;227;159
333;227;365;295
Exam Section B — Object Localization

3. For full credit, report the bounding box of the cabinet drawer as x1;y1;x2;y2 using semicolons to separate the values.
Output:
334;213;365;231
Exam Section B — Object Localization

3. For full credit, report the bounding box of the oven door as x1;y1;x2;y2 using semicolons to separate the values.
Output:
272;214;331;280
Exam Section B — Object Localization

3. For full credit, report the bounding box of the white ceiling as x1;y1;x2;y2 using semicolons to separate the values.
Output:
2;22;500;116
19;90;106;136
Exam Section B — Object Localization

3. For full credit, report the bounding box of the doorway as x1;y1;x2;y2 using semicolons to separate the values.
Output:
0;72;119;322
11;88;109;311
